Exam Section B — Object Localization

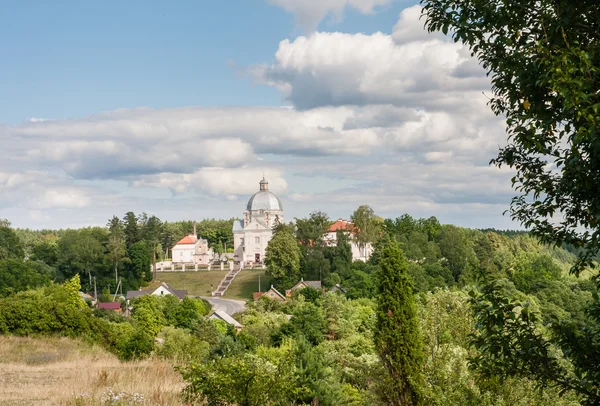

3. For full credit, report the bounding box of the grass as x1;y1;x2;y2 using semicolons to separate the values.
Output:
156;270;229;297
225;269;273;300
0;336;184;405
154;269;273;300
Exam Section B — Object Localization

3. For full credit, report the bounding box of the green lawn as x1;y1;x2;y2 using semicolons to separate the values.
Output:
225;269;273;300
154;269;273;300
157;271;229;297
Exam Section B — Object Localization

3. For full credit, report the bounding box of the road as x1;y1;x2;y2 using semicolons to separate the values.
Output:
200;296;246;315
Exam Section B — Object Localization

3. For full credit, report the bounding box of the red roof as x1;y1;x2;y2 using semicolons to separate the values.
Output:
253;292;265;301
98;302;121;310
175;235;197;245
328;219;354;233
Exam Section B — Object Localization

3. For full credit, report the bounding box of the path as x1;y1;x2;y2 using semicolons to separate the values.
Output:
201;296;246;315
212;263;242;297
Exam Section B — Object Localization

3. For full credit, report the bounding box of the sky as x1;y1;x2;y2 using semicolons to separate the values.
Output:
0;0;518;230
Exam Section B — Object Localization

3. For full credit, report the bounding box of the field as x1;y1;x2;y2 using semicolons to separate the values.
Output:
0;336;184;406
156;269;272;300
156;270;228;297
224;269;273;300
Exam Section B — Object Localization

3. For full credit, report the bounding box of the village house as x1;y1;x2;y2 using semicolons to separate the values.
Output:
171;224;213;265
97;302;122;312
324;219;373;261
233;177;283;266
209;309;243;332
285;278;322;298
126;282;187;302
253;285;286;302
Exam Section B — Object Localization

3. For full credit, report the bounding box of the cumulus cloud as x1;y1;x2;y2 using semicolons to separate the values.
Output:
131;167;288;197
0;5;517;230
268;0;393;30
254;7;487;112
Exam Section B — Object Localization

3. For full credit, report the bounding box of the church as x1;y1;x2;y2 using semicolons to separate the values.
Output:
232;177;283;265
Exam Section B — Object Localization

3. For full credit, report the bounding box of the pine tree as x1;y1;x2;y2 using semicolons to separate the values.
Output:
374;239;424;405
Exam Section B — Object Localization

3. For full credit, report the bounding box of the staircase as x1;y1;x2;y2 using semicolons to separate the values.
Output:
212;264;243;297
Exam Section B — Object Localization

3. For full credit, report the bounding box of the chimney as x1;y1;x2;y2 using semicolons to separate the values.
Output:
193;221;197;237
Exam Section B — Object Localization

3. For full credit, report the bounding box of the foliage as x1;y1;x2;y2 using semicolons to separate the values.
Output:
265;225;301;289
0;225;24;261
351;205;382;254
181;340;298;406
0;259;52;296
422;0;600;274
469;280;599;404
374;239;424;405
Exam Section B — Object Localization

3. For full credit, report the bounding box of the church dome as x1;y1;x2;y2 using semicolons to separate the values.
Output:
246;177;283;212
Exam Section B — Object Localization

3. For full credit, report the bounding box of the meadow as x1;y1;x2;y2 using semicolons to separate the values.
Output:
0;336;184;406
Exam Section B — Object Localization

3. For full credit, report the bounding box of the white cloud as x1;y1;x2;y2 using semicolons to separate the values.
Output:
0;5;518;231
39;189;90;209
131;167;288;197
268;0;393;30
254;10;487;112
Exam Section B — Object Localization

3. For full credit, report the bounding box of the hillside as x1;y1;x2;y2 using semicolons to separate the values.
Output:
0;336;184;406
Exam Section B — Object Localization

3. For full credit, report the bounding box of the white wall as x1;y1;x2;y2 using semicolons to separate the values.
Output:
172;245;195;263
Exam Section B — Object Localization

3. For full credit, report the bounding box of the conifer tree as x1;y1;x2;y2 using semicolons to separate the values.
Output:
374;239;424;406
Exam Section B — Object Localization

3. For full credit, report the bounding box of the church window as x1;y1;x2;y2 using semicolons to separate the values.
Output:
255;237;260;244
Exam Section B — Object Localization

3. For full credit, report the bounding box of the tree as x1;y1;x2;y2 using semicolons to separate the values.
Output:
122;212;140;249
0;226;24;261
421;0;600;273
181;342;297;406
436;225;469;282
160;222;179;259
107;216;128;285
374;239;423;405
143;215;163;280
265;226;301;289
351;205;381;256
295;211;331;247
0;259;52;297
128;241;152;284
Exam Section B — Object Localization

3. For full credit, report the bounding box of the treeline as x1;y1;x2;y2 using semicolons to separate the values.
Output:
264;209;593;329
0;215;234;294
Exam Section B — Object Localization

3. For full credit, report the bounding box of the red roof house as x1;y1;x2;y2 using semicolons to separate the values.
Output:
98;302;122;312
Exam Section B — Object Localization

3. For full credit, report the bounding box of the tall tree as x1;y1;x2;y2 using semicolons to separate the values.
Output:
265;225;302;289
122;212;140;249
107;216;127;285
295;211;331;247
143;215;163;280
374;239;424;406
422;0;600;273
351;205;381;257
160;222;179;259
0;226;24;261
422;1;600;401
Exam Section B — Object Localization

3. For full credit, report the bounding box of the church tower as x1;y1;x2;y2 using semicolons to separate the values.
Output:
232;177;284;265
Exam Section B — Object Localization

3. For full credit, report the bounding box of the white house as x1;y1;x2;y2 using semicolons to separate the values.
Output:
172;232;212;265
126;282;187;301
232;177;283;265
325;219;373;262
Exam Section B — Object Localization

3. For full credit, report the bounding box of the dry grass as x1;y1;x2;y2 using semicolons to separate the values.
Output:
0;336;185;406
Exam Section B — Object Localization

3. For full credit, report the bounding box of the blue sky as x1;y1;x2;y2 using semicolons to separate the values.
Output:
0;0;517;230
1;0;412;123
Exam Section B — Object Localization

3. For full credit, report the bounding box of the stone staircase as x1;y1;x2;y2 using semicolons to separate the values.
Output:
212;264;243;297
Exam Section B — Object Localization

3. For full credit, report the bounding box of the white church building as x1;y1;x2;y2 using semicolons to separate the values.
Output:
233;177;283;265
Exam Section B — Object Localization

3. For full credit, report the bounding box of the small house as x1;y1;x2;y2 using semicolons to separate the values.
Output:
126;282;187;302
255;285;287;302
209;309;243;332
286;278;322;297
97;302;122;313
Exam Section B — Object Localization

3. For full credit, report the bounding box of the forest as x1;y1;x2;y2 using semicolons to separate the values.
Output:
0;207;597;405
